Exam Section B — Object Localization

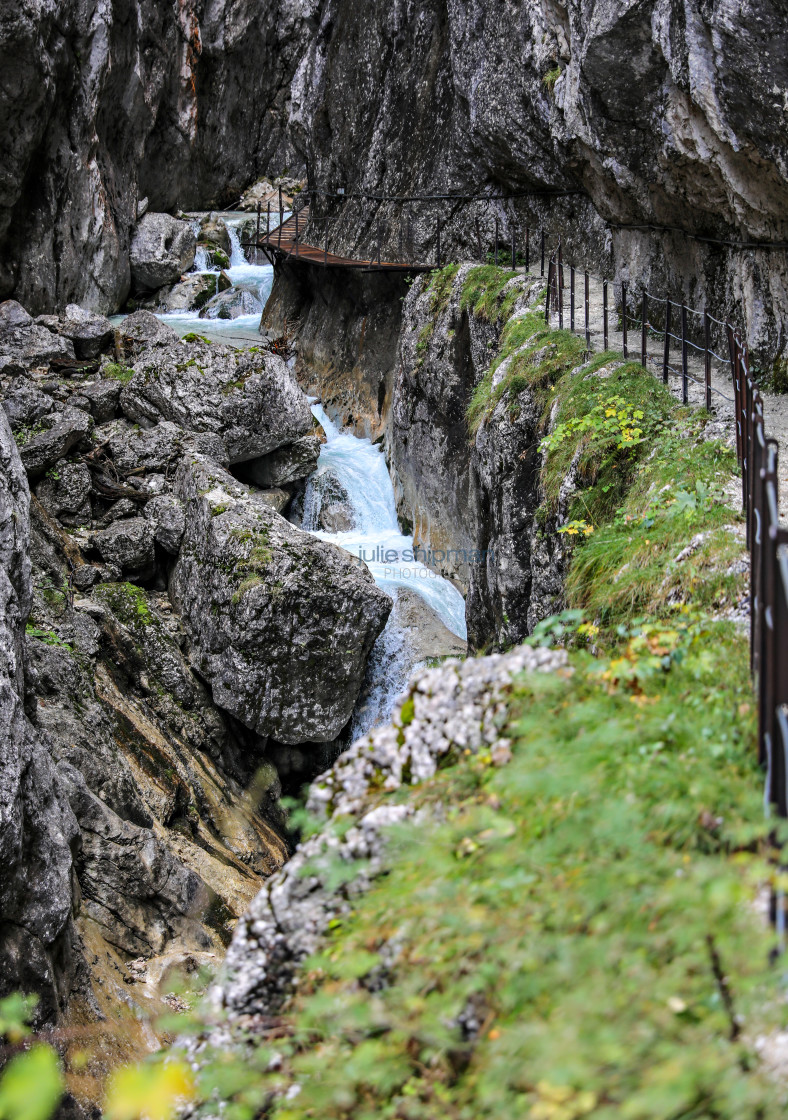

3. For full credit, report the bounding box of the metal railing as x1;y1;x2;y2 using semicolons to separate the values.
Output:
542;242;788;820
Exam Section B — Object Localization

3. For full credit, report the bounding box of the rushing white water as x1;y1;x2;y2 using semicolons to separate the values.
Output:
111;210;290;343
303;404;467;737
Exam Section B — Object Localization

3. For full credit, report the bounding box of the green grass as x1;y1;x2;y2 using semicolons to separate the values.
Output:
192;620;784;1120
102;361;134;383
466;313;588;435
460;266;520;322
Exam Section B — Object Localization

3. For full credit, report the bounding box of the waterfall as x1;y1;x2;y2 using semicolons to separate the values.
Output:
304;404;466;738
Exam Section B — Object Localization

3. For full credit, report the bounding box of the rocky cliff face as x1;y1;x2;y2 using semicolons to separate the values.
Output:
290;0;788;365
0;301;389;1049
0;0;311;313
5;0;788;355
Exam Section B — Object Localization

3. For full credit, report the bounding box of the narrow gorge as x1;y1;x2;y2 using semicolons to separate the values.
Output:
1;2;788;1119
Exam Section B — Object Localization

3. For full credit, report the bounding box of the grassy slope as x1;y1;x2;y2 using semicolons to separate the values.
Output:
233;279;786;1119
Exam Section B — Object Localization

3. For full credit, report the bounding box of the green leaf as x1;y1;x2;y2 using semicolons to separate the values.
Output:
0;1045;63;1120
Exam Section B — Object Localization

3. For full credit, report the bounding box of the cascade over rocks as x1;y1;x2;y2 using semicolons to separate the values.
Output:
171;455;392;743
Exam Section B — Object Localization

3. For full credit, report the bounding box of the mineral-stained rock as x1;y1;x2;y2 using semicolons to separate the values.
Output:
58;761;214;957
119;340;313;464
239;435;321;488
59;304;114;360
35;460;92;526
0;410;82;1026
143;494;186;554
215;644;566;1020
130;213;197;291
170;455;392;743
19;408;91;480
91;517;156;580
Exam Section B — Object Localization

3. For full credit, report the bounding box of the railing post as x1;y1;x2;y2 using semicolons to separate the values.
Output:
256;202;261;251
540;231;545;277
621;280;628;359
436;216;441;267
525;227;530;273
603;279;609;351
545;258;554;324
294;206;299;257
681;301;688;404
641;292;648;369
704;310;712;411
663;301;671;384
584;271;590;350
727;323;743;466
278;187;283;249
266;202;270;241
558;242;564;329
570;265;575;331
494;217;499;267
511;224;516;271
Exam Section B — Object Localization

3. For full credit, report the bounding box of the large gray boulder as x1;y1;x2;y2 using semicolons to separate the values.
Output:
170;456;392;744
19;408;91;480
0;300;75;375
240;435;321;488
91;516;156;580
0;410;82;1026
130;213;197;291
119;339;313;464
115;310;180;358
35;460;92;526
59;304;114;359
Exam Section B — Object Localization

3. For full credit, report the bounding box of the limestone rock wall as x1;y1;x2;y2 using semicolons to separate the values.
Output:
0;0;314;313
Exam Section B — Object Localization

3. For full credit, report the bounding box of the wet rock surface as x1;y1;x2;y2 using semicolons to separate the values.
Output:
171;455;392;743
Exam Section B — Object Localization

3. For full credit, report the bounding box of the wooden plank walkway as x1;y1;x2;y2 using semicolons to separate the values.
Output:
257;207;432;272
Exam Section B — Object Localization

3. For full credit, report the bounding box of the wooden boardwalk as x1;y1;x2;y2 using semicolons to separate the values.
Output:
257;206;432;272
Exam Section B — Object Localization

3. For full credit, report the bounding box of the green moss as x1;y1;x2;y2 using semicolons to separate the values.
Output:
460;265;519;322
182;332;212;345
95;582;153;627
102;361;134;383
543;64;562;90
427;263;461;317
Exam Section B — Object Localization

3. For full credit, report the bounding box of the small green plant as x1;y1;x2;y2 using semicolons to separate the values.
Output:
25;625;73;650
543;65;562;90
540;394;647;455
103;361;134;383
